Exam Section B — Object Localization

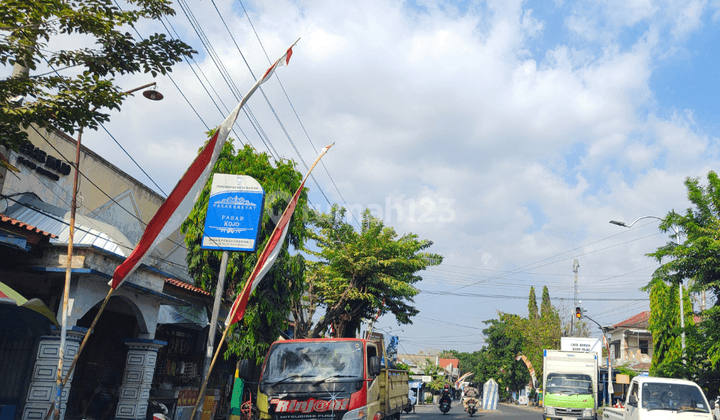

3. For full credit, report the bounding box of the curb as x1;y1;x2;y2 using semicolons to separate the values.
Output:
499;402;544;412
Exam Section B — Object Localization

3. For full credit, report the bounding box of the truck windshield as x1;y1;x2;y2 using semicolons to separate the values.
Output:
641;383;709;413
262;341;364;384
546;373;593;395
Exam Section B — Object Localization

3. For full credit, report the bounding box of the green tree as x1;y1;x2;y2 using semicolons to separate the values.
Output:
540;286;552;317
647;281;694;377
513;287;561;383
301;205;443;338
528;286;539;320
0;0;195;152
182;140;309;362
395;361;412;373
477;314;530;400
645;171;720;391
422;359;450;392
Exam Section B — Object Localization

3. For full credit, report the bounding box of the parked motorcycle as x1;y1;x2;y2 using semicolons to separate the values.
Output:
465;397;479;417
147;398;170;420
439;398;451;414
712;396;719;420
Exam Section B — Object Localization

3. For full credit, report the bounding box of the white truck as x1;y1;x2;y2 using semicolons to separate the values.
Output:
543;350;599;420
602;376;716;420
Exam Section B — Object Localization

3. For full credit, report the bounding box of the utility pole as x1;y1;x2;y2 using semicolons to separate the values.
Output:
572;259;579;336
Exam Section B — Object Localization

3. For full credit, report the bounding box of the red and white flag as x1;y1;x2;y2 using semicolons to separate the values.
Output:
111;41;299;290
259;40;297;85
226;143;333;327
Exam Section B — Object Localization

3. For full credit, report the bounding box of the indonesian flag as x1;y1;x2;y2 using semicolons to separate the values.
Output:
111;41;299;290
225;143;334;327
259;39;297;84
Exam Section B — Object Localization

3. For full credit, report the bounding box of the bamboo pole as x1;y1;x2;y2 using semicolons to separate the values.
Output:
47;82;159;420
53;122;85;420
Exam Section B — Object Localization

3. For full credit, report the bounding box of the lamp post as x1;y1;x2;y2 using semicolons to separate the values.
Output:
608;216;685;358
581;314;612;406
54;82;163;420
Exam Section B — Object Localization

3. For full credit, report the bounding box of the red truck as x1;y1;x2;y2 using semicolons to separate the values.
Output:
255;336;411;420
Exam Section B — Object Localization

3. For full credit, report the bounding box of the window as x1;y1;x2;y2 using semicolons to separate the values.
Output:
261;340;364;383
612;341;621;360
628;383;638;407
639;340;649;355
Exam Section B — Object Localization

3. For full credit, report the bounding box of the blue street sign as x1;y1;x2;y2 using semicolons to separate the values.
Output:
201;174;264;252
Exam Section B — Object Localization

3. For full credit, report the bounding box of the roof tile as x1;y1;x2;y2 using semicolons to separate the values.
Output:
165;278;211;296
613;311;651;329
1;213;57;238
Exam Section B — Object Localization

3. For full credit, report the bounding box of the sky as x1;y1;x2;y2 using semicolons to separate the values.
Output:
34;0;720;354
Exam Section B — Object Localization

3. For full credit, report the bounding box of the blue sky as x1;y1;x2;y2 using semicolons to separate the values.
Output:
32;0;720;354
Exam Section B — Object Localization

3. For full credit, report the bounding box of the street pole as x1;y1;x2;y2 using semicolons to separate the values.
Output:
572;259;579;336
52;82;162;420
197;251;230;419
583;314;612;406
609;216;685;360
673;230;686;358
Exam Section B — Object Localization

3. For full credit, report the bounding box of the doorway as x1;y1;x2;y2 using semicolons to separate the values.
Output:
65;297;139;419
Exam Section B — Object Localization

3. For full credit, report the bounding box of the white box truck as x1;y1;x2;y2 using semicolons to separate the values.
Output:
543;349;599;420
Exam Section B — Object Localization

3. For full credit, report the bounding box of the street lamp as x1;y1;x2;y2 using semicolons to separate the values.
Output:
609;215;685;358
579;313;613;406
54;82;163;420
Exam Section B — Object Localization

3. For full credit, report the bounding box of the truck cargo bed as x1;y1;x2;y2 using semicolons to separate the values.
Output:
380;369;410;416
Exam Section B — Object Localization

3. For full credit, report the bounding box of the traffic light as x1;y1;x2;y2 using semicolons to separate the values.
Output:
575;306;583;319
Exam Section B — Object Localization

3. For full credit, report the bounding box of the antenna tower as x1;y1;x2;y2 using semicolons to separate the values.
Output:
572;259;579;336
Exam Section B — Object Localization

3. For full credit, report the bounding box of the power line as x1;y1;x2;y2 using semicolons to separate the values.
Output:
235;0;361;228
419;290;647;302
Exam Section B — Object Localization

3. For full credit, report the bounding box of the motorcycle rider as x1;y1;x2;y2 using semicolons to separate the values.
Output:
463;385;479;412
440;384;453;407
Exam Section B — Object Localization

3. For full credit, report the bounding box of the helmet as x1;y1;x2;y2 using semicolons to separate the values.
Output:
444;384;449;389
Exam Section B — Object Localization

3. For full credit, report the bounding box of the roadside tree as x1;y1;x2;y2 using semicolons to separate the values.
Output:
514;286;561;382
0;0;195;152
477;314;530;400
528;286;539;319
298;205;443;338
646;171;720;391
647;281;695;378
423;359;450;392
182;140;309;362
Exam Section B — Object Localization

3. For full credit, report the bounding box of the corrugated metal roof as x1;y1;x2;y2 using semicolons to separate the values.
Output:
6;205;132;257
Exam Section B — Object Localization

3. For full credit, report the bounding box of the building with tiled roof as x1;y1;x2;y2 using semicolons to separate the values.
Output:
612;311;650;329
0;128;234;418
604;311;652;371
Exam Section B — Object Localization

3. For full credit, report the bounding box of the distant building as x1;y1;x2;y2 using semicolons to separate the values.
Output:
398;353;459;386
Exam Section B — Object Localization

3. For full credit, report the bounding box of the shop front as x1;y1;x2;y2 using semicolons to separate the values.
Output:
150;280;237;420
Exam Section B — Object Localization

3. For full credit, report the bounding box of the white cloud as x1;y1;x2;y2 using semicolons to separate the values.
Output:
45;0;720;352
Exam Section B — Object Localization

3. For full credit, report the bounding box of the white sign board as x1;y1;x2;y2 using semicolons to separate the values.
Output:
561;337;603;361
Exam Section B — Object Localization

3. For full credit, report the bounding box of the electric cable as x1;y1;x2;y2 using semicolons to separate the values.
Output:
235;0;361;228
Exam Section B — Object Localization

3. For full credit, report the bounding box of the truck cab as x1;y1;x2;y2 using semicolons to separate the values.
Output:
256;338;409;420
543;350;598;420
603;376;715;420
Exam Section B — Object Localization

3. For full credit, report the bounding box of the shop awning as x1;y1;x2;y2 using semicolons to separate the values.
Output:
158;304;209;326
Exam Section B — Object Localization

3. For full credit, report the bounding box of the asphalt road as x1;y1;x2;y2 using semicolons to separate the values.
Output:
403;401;543;420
